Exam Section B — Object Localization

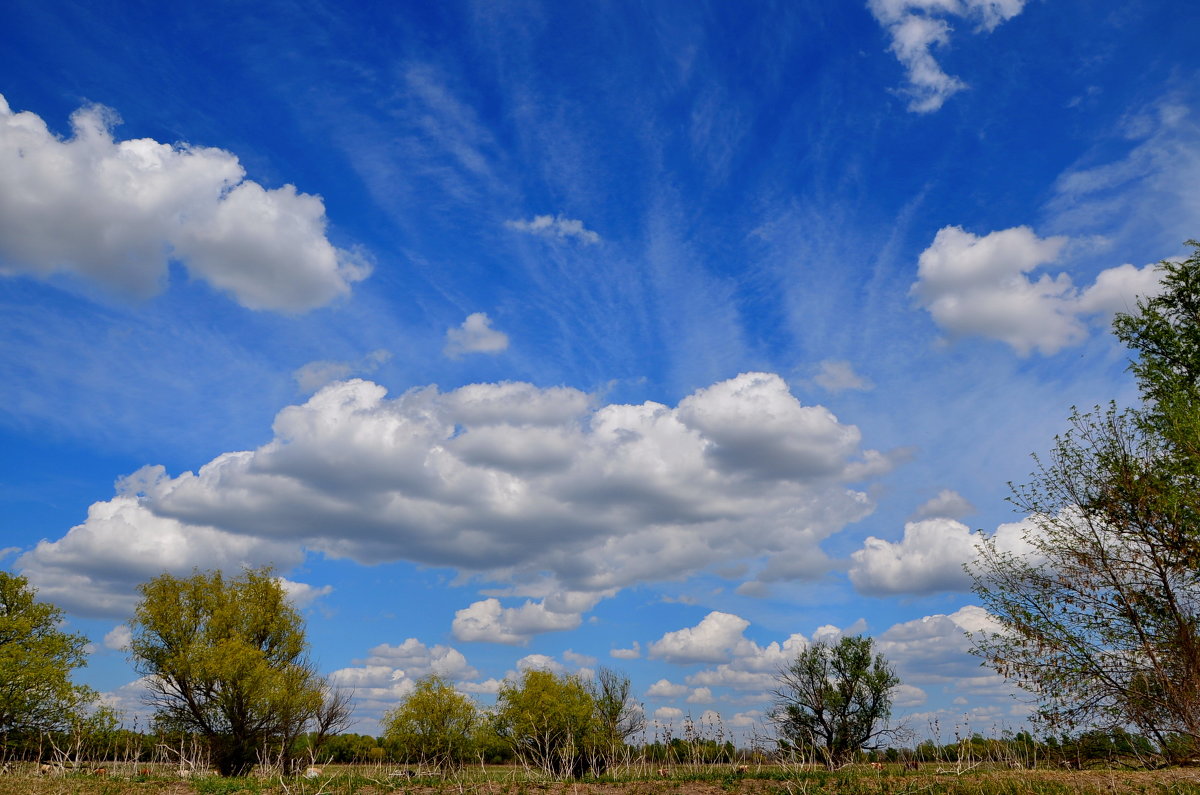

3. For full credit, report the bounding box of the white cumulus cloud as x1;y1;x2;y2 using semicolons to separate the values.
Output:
17;495;303;617
451;597;584;644
649;611;755;664
892;683;929;708
911;225;1164;354
23;372;890;622
849;516;1033;596
103;624;131;651
877;605;1010;694
640;609;1020;723
0;95;368;310
646;679;689;699
277;577;334;608
444;312;510;358
650;611;830;695
610;641;641;660
328;637;483;715
867;0;1027;113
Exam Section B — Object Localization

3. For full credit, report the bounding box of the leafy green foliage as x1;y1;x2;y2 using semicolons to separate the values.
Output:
129;567;350;776
382;675;479;770
970;244;1200;760
1113;241;1200;428
493;668;601;778
0;571;94;739
772;635;900;768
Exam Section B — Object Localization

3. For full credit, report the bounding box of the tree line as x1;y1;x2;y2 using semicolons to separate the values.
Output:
0;561;902;777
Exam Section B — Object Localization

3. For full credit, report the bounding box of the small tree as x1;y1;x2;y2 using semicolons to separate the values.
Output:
129;567;351;776
589;667;644;769
493;669;598;778
383;675;479;771
0;571;95;746
772;635;900;768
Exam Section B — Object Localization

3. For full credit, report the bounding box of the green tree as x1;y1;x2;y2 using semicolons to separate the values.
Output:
1112;241;1200;430
129;567;351;776
970;244;1200;761
0;571;95;744
383;674;479;771
771;635;900;769
493;668;599;778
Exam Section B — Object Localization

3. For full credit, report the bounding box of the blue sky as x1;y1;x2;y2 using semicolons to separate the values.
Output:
2;0;1198;740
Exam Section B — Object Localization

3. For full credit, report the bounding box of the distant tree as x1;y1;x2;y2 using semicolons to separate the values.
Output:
969;243;1200;761
0;571;95;743
323;733;383;764
129;567;352;776
771;635;900;769
383;674;479;771
493;668;599;778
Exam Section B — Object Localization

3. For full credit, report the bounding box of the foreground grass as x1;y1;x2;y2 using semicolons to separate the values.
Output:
2;762;1200;795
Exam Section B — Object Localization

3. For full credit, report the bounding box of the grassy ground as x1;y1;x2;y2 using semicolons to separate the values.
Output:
3;762;1200;794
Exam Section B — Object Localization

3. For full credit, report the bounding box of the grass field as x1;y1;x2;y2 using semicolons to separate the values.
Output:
2;761;1200;795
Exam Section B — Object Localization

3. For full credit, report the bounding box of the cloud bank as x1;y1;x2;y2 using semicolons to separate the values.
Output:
20;372;890;623
0;95;368;310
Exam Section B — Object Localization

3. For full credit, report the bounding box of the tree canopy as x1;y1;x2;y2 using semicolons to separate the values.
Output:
771;634;899;769
383;674;480;771
970;242;1200;761
129;567;351;776
493;668;621;778
0;571;94;739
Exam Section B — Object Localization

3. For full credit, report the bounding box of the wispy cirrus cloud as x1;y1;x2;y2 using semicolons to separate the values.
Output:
506;214;601;244
814;360;874;393
293;349;392;394
1048;97;1200;253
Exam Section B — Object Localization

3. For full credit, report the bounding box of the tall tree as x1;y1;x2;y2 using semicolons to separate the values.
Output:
0;571;94;740
129;567;351;776
771;635;899;769
970;243;1200;760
